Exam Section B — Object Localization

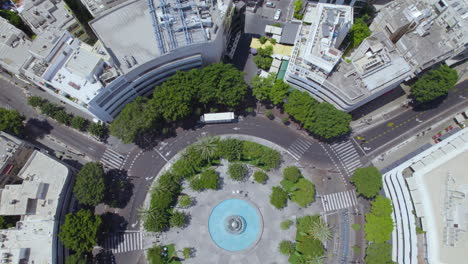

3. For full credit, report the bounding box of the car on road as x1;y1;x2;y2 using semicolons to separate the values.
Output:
274;9;281;20
266;1;276;7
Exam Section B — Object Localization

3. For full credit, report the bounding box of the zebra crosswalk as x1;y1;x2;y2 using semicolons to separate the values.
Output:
287;138;314;161
100;147;126;170
330;141;362;175
321;190;358;212
102;232;143;254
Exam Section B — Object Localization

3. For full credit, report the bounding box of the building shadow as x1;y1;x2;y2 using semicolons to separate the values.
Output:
23;118;54;140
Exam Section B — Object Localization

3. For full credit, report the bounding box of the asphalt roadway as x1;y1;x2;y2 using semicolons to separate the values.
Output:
353;80;468;159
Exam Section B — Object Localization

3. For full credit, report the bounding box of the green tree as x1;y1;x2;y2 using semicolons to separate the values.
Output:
218;138;243;161
251;75;289;105
190;169;219;191
349;18;371;48
58;209;101;253
290;178;315;207
364;196;394;243
270;80;290;105
284;90;318;124
306;218;333;243
365;242;393;264
0;215;18;229
253;170;269;184
169;211;186;228
304;102;351;139
178;195;192;208
147;245;170;264
258;45;273;57
350;166;383;198
279;240;295;255
54;110;72;125
142;207;170;233
39;102;61;116
283;166;302;183
270;38;277;45
110;97;161;143
152;70;196;121
259;36;268;44
0;10;32;35
270;186;288;209
70;116;89;131
254;55;273;70
88;121;108;140
0;108;25;135
228;163;248;181
182;247;191;259
199;63;247;109
66;254;89;264
293;0;303;19
73;162;105;207
280;219;293;230
411;64;458;103
27;96;45;107
193;136;220;163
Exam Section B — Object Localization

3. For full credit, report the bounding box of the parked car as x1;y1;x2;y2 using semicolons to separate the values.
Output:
274;9;281;20
266;1;276;7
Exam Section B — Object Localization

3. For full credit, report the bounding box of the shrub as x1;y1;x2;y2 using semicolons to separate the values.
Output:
219;138;243;162
365;242;393;264
27;96;45;107
265;110;274;120
70;116;89;131
280;219;293;230
283;166;302;183
178;195;192;208
352;224;361;230
228;163;248;181
279;240;295;255
169;211;186;228
88;121;108;140
259;36;268;44
54;110;73;125
241;141;281;170
364;196;394;243
270;38;277;45
270;186;288;209
281;116;289;125
253;170;268;184
190;169;219;191
39;102;61;116
182;247;191;259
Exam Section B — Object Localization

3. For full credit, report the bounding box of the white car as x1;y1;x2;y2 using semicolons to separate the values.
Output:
274;9;281;20
266;1;276;8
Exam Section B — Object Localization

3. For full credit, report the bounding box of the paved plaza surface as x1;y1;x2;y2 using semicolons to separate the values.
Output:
152;151;322;263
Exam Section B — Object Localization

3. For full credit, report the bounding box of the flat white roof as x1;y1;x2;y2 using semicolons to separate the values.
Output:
202;112;235;121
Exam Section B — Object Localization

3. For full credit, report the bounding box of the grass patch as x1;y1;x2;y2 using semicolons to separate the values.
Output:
352;224;361;231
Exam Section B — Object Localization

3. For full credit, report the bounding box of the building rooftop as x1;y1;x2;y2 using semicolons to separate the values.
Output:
81;0;130;17
404;129;468;264
370;0;468;72
0;17;32;75
23;29;115;105
0;151;69;220
18;0;75;33
300;3;353;74
0;150;70;264
0;133;23;173
90;0;229;73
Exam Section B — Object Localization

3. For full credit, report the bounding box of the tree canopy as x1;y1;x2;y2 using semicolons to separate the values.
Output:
251;75;290;105
66;254;89;264
58;209;101;253
284;91;351;139
349;18;371;49
73;162;106;207
0;108;25;136
270;186;288;209
364;196;394;243
411;64;458;103
365;242;394;264
110;97;161;143
350;166;383;199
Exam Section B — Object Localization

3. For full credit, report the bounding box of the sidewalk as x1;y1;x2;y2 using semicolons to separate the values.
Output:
351;63;468;134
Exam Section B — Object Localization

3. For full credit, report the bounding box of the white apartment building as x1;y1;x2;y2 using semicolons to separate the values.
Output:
286;0;468;112
80;0;129;17
21;29;118;117
0;17;32;75
0;136;71;264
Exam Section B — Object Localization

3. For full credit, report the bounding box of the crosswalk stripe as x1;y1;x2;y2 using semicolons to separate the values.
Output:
292;143;308;152
340;150;358;160
103;152;123;163
297;139;312;147
332;142;351;150
322;190;358;212
342;153;358;162
347;163;361;172
289;144;306;153
339;192;346;208
335;144;353;153
343;192;351;207
346;159;361;168
333;193;341;209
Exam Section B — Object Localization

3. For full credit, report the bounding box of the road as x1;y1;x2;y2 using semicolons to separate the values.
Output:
0;76;107;161
354;80;468;159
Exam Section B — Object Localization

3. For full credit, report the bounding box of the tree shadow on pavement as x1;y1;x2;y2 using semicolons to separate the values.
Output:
100;212;129;234
94;249;117;264
24;118;53;140
104;169;134;209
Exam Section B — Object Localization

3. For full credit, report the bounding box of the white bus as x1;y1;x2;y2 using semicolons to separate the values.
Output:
200;112;236;124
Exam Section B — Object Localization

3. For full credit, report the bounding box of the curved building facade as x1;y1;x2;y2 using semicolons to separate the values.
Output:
87;0;237;121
